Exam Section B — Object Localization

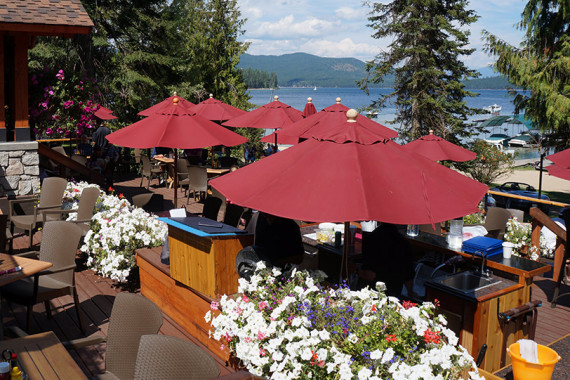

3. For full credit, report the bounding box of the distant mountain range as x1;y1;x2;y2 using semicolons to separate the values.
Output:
237;52;509;89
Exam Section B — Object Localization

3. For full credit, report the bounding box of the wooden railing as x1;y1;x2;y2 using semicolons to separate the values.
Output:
487;190;568;209
37;143;105;187
530;207;567;281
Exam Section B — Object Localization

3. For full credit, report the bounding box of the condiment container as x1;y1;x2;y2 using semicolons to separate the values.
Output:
10;366;22;380
0;362;10;380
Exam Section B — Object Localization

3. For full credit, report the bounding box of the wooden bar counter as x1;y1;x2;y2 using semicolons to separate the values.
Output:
137;217;253;362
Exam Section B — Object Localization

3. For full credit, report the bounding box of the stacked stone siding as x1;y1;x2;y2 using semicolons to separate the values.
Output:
0;142;40;196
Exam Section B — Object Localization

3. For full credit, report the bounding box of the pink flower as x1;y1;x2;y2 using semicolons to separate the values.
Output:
210;301;219;310
258;301;268;311
242;295;249;303
257;332;266;340
259;348;266;357
220;344;225;351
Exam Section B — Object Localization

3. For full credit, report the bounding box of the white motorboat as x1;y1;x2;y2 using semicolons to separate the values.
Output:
485;133;511;147
483;104;502;114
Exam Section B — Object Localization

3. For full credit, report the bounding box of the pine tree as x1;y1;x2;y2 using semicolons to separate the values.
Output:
483;0;570;149
360;0;481;143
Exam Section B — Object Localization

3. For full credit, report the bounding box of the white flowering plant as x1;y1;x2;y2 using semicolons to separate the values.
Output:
60;181;167;282
504;217;553;261
206;263;482;380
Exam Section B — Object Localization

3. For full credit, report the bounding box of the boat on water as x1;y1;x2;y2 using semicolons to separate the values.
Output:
508;131;540;147
485;133;511;147
483;104;502;114
314;86;317;91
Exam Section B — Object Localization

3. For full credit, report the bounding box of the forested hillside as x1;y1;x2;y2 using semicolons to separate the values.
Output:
241;68;279;88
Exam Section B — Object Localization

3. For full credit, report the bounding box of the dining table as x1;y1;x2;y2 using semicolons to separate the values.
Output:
0;331;87;379
0;253;52;340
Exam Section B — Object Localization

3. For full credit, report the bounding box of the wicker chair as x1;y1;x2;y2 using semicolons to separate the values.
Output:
186;166;208;203
2;221;85;333
63;293;164;380
42;187;100;236
134;335;220;380
199;197;223;221
140;155;163;189
223;203;245;227
9;177;68;250
484;207;513;240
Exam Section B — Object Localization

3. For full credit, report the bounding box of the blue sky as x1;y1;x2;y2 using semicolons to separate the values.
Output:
237;0;527;71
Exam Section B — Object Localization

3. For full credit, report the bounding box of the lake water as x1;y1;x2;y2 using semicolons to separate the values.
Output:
248;87;542;160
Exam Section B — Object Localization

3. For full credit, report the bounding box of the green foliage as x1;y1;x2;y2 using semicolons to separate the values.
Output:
241;68;278;89
462;76;515;89
360;0;482;142
457;140;514;185
483;0;570;150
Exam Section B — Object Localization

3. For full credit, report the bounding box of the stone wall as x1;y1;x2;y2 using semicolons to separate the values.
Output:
0;142;40;196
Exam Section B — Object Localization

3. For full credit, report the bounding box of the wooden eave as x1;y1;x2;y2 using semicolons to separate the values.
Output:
0;22;92;36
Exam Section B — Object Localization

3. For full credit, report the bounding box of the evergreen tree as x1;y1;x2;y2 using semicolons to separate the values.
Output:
483;0;570;149
360;0;481;143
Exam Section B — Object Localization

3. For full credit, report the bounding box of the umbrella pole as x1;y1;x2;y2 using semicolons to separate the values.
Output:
174;154;178;208
340;221;350;284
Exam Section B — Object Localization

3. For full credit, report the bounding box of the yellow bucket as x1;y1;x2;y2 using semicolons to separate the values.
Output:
508;342;560;380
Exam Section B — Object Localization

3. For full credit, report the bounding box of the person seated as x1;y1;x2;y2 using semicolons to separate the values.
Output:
248;212;304;267
76;135;93;156
356;222;416;298
86;147;107;173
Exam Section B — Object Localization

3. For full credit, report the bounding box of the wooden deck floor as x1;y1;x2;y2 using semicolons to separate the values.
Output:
1;172;569;377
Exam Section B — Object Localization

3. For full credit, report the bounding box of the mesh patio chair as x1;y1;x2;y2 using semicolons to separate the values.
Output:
9;177;68;250
140;155;163;189
223;203;245;228
176;158;191;194
2;221;85;333
42;187;100;236
507;208;525;222
210;186;227;217
134;335;220;380
198;196;223;220
186;166;208;203
484;207;513;240
63;293;164;380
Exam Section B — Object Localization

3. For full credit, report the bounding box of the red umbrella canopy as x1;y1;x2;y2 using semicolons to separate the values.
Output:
547;164;570;181
189;94;247;122
402;130;476;162
210;109;487;224
138;94;195;117
223;96;303;129
303;97;317;117
94;106;117;120
260;131;300;145
276;98;398;141
547;148;570;165
107;98;248;149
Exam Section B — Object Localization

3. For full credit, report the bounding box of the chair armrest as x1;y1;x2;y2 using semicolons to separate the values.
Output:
37;263;76;276
62;335;106;350
9;198;37;217
71;218;92;224
14;251;39;259
42;209;75;224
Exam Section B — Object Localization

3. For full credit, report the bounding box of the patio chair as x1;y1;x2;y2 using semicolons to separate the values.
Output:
223;203;245;227
210;186;227;217
42;187;100;236
176;158;191;194
1;221;85;333
507;208;525;222
197;196;223;220
9;177;68;251
133;335;220;380
63;293;164;380
484;207;513;240
140;155;163;189
186;166;208;203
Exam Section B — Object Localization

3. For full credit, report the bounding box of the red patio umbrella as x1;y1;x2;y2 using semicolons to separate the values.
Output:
189;94;247;122
276;98;398;141
94;106;117;120
303;97;317;117
107;97;248;206
546;164;570;181
138;93;195;117
211;110;486;224
547;148;570;165
402;130;476;162
211;109;487;278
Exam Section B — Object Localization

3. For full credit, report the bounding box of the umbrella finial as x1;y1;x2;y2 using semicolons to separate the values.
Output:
173;97;179;105
336;97;341;104
346;109;358;123
173;91;177;96
307;97;312;103
274;95;279;101
209;93;214;98
429;129;434;135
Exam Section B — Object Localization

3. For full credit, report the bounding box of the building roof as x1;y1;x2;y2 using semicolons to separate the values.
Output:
0;0;93;35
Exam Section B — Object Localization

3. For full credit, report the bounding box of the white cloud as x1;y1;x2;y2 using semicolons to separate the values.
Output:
334;7;367;21
251;15;340;39
300;38;380;60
